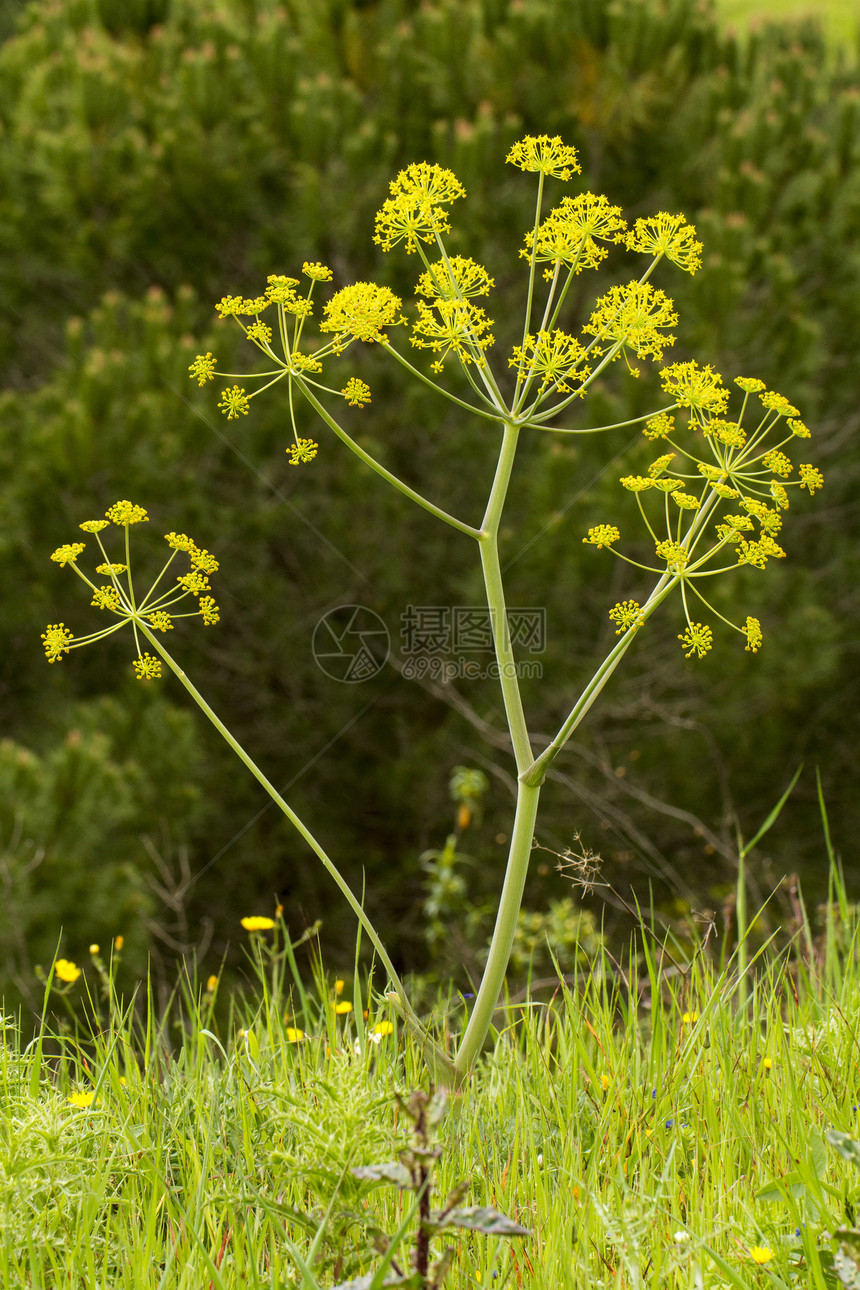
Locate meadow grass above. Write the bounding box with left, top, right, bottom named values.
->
left=4, top=872, right=860, bottom=1289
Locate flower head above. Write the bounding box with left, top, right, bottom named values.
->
left=51, top=543, right=86, bottom=566
left=54, top=958, right=81, bottom=984
left=218, top=385, right=250, bottom=419
left=749, top=1247, right=774, bottom=1265
left=375, top=167, right=463, bottom=252
left=609, top=601, right=644, bottom=635
left=584, top=283, right=678, bottom=362
left=302, top=261, right=333, bottom=282
left=660, top=361, right=729, bottom=417
left=106, top=500, right=148, bottom=526
left=626, top=213, right=703, bottom=274
left=133, top=653, right=162, bottom=680
left=41, top=624, right=74, bottom=663
left=241, top=916, right=275, bottom=932
left=522, top=193, right=626, bottom=277
left=67, top=1091, right=99, bottom=1108
left=509, top=329, right=590, bottom=392
left=285, top=1027, right=304, bottom=1042
left=342, top=377, right=371, bottom=408
left=506, top=135, right=581, bottom=180
left=410, top=299, right=494, bottom=371
left=287, top=437, right=319, bottom=465
left=321, top=283, right=404, bottom=344
left=678, top=623, right=713, bottom=659
left=189, top=352, right=217, bottom=385
left=415, top=256, right=493, bottom=301
left=583, top=524, right=621, bottom=549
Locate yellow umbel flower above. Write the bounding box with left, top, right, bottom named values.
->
left=198, top=597, right=220, bottom=625
left=410, top=299, right=495, bottom=370
left=584, top=283, right=678, bottom=362
left=788, top=417, right=811, bottom=438
left=375, top=193, right=453, bottom=253
left=415, top=256, right=493, bottom=300
left=625, top=213, right=703, bottom=275
left=189, top=352, right=217, bottom=385
left=41, top=624, right=74, bottom=662
left=643, top=412, right=675, bottom=440
left=744, top=617, right=763, bottom=653
left=799, top=464, right=824, bottom=494
left=583, top=525, right=621, bottom=549
left=342, top=378, right=371, bottom=407
left=678, top=623, right=713, bottom=659
left=762, top=449, right=792, bottom=478
left=50, top=543, right=86, bottom=566
left=95, top=563, right=127, bottom=575
left=655, top=540, right=689, bottom=572
left=389, top=161, right=465, bottom=206
left=509, top=329, right=590, bottom=391
left=761, top=389, right=800, bottom=417
left=321, top=283, right=404, bottom=344
left=146, top=611, right=174, bottom=632
left=106, top=500, right=149, bottom=526
left=609, top=601, right=644, bottom=634
left=506, top=135, right=581, bottom=180
left=79, top=520, right=109, bottom=533
left=302, top=261, right=333, bottom=282
left=287, top=437, right=319, bottom=465
left=735, top=376, right=765, bottom=393
left=91, top=587, right=122, bottom=611
left=246, top=321, right=272, bottom=345
left=218, top=385, right=250, bottom=419
left=133, top=653, right=162, bottom=681
left=660, top=361, right=729, bottom=416
left=522, top=193, right=627, bottom=277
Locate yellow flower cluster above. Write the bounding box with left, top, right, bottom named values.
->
left=410, top=299, right=495, bottom=371
left=415, top=256, right=493, bottom=301
left=584, top=283, right=678, bottom=363
left=506, top=135, right=581, bottom=180
left=522, top=193, right=627, bottom=278
left=509, top=329, right=590, bottom=392
left=374, top=163, right=465, bottom=253
left=43, top=504, right=222, bottom=679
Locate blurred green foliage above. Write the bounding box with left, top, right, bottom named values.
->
left=0, top=0, right=857, bottom=1011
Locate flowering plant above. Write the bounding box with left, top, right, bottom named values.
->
left=44, top=137, right=821, bottom=1082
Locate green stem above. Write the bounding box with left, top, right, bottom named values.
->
left=479, top=422, right=533, bottom=774
left=452, top=778, right=541, bottom=1077
left=135, top=621, right=433, bottom=1046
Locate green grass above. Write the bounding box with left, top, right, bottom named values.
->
left=6, top=880, right=860, bottom=1288
left=714, top=0, right=860, bottom=47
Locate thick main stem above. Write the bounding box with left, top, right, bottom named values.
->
left=452, top=778, right=541, bottom=1077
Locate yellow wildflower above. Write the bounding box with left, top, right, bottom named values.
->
left=54, top=959, right=81, bottom=984
left=241, top=916, right=275, bottom=931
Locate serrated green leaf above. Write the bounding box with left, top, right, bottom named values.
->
left=828, top=1131, right=860, bottom=1169
left=351, top=1163, right=413, bottom=1189
left=431, top=1206, right=530, bottom=1236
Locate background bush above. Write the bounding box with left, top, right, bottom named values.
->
left=1, top=0, right=857, bottom=1014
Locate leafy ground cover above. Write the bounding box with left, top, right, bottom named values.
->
left=6, top=860, right=860, bottom=1288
